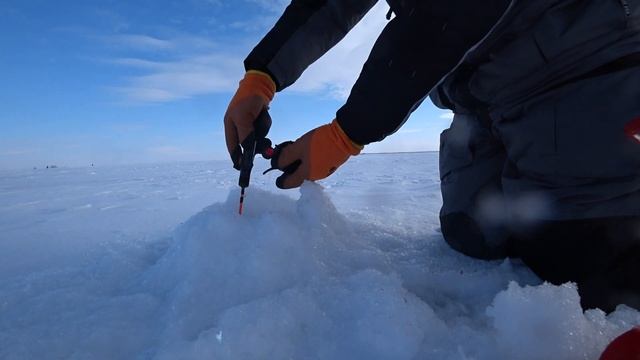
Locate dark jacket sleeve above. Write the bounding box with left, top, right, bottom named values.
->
left=336, top=0, right=509, bottom=145
left=244, top=0, right=379, bottom=91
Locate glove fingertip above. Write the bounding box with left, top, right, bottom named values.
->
left=271, top=141, right=295, bottom=170
left=275, top=172, right=304, bottom=190
left=275, top=174, right=288, bottom=189
left=231, top=146, right=242, bottom=170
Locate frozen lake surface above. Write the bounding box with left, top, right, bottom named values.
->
left=0, top=153, right=637, bottom=359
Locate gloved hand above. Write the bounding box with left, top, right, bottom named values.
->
left=224, top=71, right=276, bottom=169
left=273, top=120, right=363, bottom=189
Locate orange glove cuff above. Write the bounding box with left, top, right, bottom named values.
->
left=307, top=120, right=362, bottom=180
left=235, top=71, right=276, bottom=104
left=330, top=120, right=363, bottom=156
left=332, top=120, right=363, bottom=154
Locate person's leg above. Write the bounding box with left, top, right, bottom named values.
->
left=496, top=63, right=640, bottom=312
left=439, top=113, right=511, bottom=260
left=512, top=216, right=640, bottom=312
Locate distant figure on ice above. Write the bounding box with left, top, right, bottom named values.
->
left=223, top=0, right=640, bottom=313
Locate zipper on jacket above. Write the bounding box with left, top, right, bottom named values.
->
left=620, top=0, right=631, bottom=17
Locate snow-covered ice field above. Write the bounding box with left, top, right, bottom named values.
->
left=0, top=152, right=638, bottom=359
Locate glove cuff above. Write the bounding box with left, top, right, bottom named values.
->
left=330, top=120, right=363, bottom=156
left=241, top=71, right=276, bottom=103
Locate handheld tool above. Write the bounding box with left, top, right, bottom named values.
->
left=238, top=109, right=275, bottom=215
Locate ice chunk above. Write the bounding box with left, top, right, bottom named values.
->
left=157, top=270, right=447, bottom=360
left=487, top=282, right=635, bottom=360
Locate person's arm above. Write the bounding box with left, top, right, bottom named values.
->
left=337, top=0, right=509, bottom=145
left=244, top=0, right=379, bottom=91
left=270, top=0, right=510, bottom=189
left=224, top=0, right=378, bottom=168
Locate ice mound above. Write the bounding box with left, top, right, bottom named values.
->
left=144, top=184, right=637, bottom=359
left=1, top=183, right=638, bottom=359
left=144, top=184, right=389, bottom=344
left=488, top=282, right=640, bottom=360
left=148, top=184, right=460, bottom=359
left=156, top=270, right=448, bottom=360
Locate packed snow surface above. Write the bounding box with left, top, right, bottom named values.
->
left=0, top=153, right=638, bottom=359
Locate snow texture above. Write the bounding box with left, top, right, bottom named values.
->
left=0, top=153, right=638, bottom=359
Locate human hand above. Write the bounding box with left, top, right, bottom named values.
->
left=271, top=120, right=362, bottom=189
left=224, top=71, right=276, bottom=169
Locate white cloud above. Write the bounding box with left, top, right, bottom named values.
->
left=107, top=2, right=390, bottom=103
left=100, top=32, right=235, bottom=102
left=289, top=1, right=389, bottom=99
left=103, top=33, right=216, bottom=53
left=439, top=112, right=455, bottom=120
left=109, top=34, right=174, bottom=50
left=110, top=58, right=163, bottom=69
left=111, top=53, right=244, bottom=102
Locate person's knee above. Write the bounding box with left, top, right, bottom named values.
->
left=440, top=211, right=510, bottom=260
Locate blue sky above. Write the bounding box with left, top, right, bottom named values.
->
left=0, top=0, right=453, bottom=170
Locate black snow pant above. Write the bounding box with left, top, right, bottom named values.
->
left=441, top=166, right=640, bottom=313
left=512, top=216, right=640, bottom=313
left=439, top=60, right=640, bottom=313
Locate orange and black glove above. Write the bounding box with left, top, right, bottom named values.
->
left=272, top=120, right=363, bottom=189
left=224, top=71, right=276, bottom=169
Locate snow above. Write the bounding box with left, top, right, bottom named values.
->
left=0, top=153, right=638, bottom=359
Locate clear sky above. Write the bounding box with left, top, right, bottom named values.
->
left=0, top=0, right=453, bottom=170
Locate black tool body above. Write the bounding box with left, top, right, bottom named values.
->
left=238, top=109, right=274, bottom=214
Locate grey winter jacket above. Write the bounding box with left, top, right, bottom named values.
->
left=434, top=0, right=640, bottom=222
